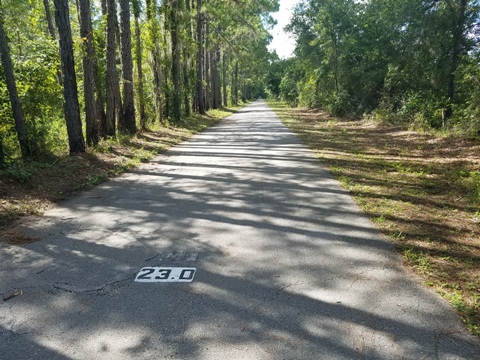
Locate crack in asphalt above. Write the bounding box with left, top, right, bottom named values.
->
left=52, top=276, right=134, bottom=296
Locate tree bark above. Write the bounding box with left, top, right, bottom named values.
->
left=171, top=0, right=181, bottom=123
left=113, top=0, right=124, bottom=132
left=195, top=0, right=205, bottom=114
left=214, top=47, right=221, bottom=108
left=183, top=0, right=192, bottom=116
left=445, top=0, right=467, bottom=120
left=222, top=51, right=227, bottom=107
left=183, top=61, right=190, bottom=116
left=211, top=50, right=217, bottom=108
left=96, top=2, right=108, bottom=138
left=119, top=0, right=136, bottom=134
left=54, top=0, right=85, bottom=153
left=43, top=0, right=56, bottom=39
left=44, top=0, right=63, bottom=85
left=162, top=20, right=170, bottom=120
left=77, top=0, right=99, bottom=146
left=132, top=0, right=146, bottom=129
left=0, top=3, right=31, bottom=158
left=105, top=0, right=119, bottom=136
left=146, top=0, right=163, bottom=123
left=234, top=58, right=238, bottom=105
left=204, top=21, right=210, bottom=110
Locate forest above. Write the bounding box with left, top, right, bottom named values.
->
left=2, top=0, right=480, bottom=166
left=267, top=0, right=480, bottom=136
left=0, top=0, right=278, bottom=163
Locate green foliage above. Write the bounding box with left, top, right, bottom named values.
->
left=0, top=0, right=278, bottom=164
left=0, top=0, right=66, bottom=160
left=282, top=0, right=480, bottom=132
left=0, top=161, right=33, bottom=183
left=327, top=90, right=353, bottom=117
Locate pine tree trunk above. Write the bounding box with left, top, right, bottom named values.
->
left=195, top=0, right=205, bottom=114
left=146, top=0, right=163, bottom=124
left=445, top=0, right=467, bottom=120
left=78, top=0, right=99, bottom=146
left=43, top=0, right=63, bottom=85
left=133, top=0, right=146, bottom=129
left=234, top=59, right=238, bottom=105
left=119, top=0, right=136, bottom=134
left=183, top=61, right=190, bottom=116
left=95, top=3, right=107, bottom=138
left=170, top=0, right=181, bottom=123
left=54, top=0, right=85, bottom=153
left=183, top=0, right=191, bottom=116
left=0, top=4, right=31, bottom=158
left=211, top=50, right=217, bottom=109
left=105, top=0, right=118, bottom=136
left=214, top=47, right=221, bottom=108
left=113, top=1, right=124, bottom=131
left=43, top=0, right=56, bottom=38
left=204, top=21, right=210, bottom=111
left=222, top=51, right=227, bottom=107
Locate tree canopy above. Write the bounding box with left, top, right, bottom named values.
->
left=2, top=0, right=480, bottom=164
left=0, top=0, right=278, bottom=161
left=271, top=0, right=480, bottom=135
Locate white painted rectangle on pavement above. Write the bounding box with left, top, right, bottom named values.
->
left=135, top=267, right=196, bottom=283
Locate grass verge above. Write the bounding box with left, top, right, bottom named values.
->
left=0, top=106, right=241, bottom=232
left=267, top=100, right=480, bottom=337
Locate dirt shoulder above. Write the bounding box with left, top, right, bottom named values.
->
left=268, top=100, right=480, bottom=337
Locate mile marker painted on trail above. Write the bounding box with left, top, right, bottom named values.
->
left=135, top=267, right=196, bottom=283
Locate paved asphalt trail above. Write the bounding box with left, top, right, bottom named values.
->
left=1, top=100, right=479, bottom=359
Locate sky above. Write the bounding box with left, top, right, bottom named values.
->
left=268, top=0, right=301, bottom=59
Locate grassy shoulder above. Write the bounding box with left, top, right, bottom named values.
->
left=0, top=106, right=242, bottom=233
left=267, top=100, right=480, bottom=337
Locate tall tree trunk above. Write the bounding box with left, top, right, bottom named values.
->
left=234, top=58, right=238, bottom=105
left=214, top=47, right=221, bottom=108
left=113, top=1, right=124, bottom=132
left=119, top=0, right=136, bottom=134
left=132, top=0, right=146, bottom=129
left=96, top=2, right=108, bottom=138
left=170, top=0, right=181, bottom=123
left=43, top=0, right=63, bottom=85
left=445, top=0, right=467, bottom=120
left=195, top=0, right=205, bottom=114
left=211, top=50, right=217, bottom=109
left=54, top=0, right=85, bottom=153
left=105, top=0, right=119, bottom=136
left=162, top=22, right=170, bottom=120
left=43, top=0, right=56, bottom=38
left=183, top=62, right=190, bottom=116
left=183, top=0, right=192, bottom=116
left=204, top=21, right=210, bottom=110
left=77, top=0, right=99, bottom=146
left=222, top=51, right=227, bottom=107
left=0, top=3, right=30, bottom=158
left=146, top=0, right=163, bottom=124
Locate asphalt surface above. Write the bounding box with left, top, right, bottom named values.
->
left=1, top=100, right=479, bottom=359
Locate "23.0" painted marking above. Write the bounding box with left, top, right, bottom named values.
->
left=135, top=267, right=196, bottom=283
